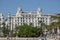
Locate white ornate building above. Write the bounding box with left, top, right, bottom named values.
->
left=7, top=7, right=51, bottom=30
left=0, top=7, right=60, bottom=36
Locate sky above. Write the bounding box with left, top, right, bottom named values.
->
left=0, top=0, right=60, bottom=17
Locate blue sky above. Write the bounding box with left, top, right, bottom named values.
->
left=0, top=0, right=60, bottom=17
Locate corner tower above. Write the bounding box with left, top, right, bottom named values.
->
left=16, top=7, right=22, bottom=16
left=37, top=8, right=42, bottom=17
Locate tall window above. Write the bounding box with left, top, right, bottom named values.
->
left=21, top=17, right=22, bottom=22
left=29, top=15, right=31, bottom=17
left=26, top=15, right=27, bottom=17
left=17, top=17, right=19, bottom=23
left=0, top=18, right=1, bottom=21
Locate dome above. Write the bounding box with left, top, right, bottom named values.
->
left=18, top=7, right=22, bottom=11
left=16, top=7, right=22, bottom=16
left=37, top=8, right=42, bottom=12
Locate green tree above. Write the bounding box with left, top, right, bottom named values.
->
left=14, top=24, right=42, bottom=37
left=2, top=22, right=10, bottom=37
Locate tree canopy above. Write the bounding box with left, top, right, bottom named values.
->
left=14, top=24, right=42, bottom=37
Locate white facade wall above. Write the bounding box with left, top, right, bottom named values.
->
left=7, top=8, right=51, bottom=30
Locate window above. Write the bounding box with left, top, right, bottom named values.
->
left=32, top=15, right=34, bottom=17
left=29, top=18, right=30, bottom=22
left=41, top=18, right=42, bottom=20
left=26, top=18, right=27, bottom=19
left=46, top=18, right=47, bottom=20
left=29, top=15, right=31, bottom=17
left=38, top=18, right=39, bottom=20
left=23, top=17, right=24, bottom=19
left=21, top=23, right=22, bottom=25
left=21, top=17, right=22, bottom=19
left=18, top=23, right=19, bottom=25
left=23, top=20, right=25, bottom=22
left=18, top=17, right=19, bottom=19
left=21, top=20, right=22, bottom=22
left=0, top=18, right=1, bottom=21
left=42, top=18, right=44, bottom=22
left=26, top=15, right=27, bottom=17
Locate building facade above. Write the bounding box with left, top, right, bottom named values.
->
left=0, top=7, right=60, bottom=36
left=7, top=7, right=51, bottom=30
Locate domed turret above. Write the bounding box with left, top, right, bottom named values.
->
left=38, top=8, right=42, bottom=12
left=18, top=7, right=22, bottom=12
left=16, top=7, right=22, bottom=16
left=37, top=8, right=42, bottom=17
left=37, top=8, right=42, bottom=14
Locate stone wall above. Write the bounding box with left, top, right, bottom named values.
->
left=0, top=36, right=60, bottom=40
left=0, top=37, right=39, bottom=40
